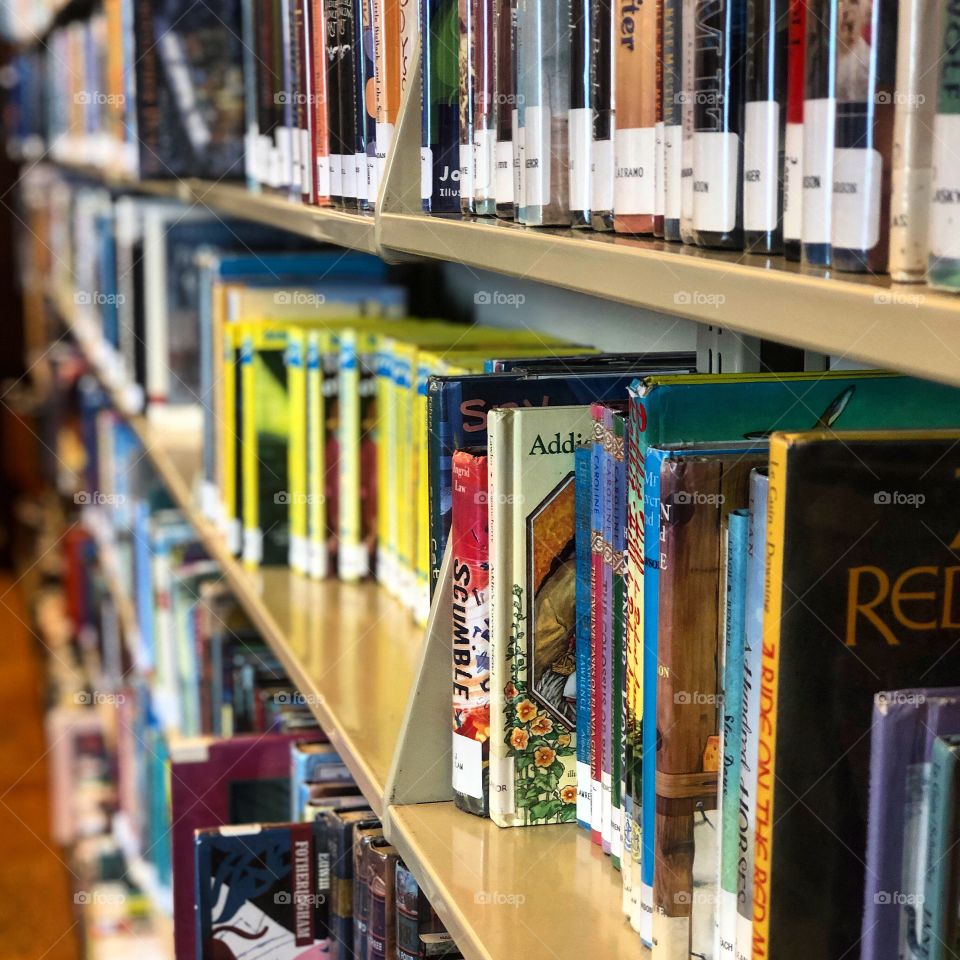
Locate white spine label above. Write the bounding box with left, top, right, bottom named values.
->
left=495, top=139, right=514, bottom=206
left=782, top=121, right=803, bottom=241
left=802, top=97, right=836, bottom=244
left=743, top=100, right=780, bottom=231
left=355, top=153, right=367, bottom=203
left=655, top=120, right=666, bottom=216
left=460, top=141, right=475, bottom=201
left=614, top=126, right=656, bottom=214
left=665, top=123, right=682, bottom=221
left=592, top=137, right=614, bottom=212
left=340, top=153, right=357, bottom=200
left=930, top=113, right=960, bottom=260
left=569, top=106, right=593, bottom=212
left=376, top=122, right=394, bottom=178
left=693, top=130, right=740, bottom=233
left=576, top=759, right=592, bottom=824
left=452, top=732, right=484, bottom=799
left=523, top=105, right=551, bottom=207
left=367, top=155, right=380, bottom=205
left=474, top=127, right=495, bottom=199
left=421, top=146, right=432, bottom=201
left=832, top=147, right=882, bottom=250
left=329, top=154, right=342, bottom=196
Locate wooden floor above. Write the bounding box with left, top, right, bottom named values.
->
left=0, top=574, right=80, bottom=960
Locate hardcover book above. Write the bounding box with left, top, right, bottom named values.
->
left=752, top=429, right=960, bottom=960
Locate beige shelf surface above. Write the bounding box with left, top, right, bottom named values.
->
left=386, top=802, right=645, bottom=960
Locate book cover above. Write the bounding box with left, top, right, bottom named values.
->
left=590, top=405, right=608, bottom=845
left=752, top=429, right=960, bottom=960
left=171, top=733, right=310, bottom=960
left=195, top=821, right=328, bottom=959
left=488, top=405, right=588, bottom=827
left=451, top=449, right=492, bottom=817
left=887, top=0, right=939, bottom=281
left=860, top=689, right=960, bottom=959
left=832, top=0, right=897, bottom=272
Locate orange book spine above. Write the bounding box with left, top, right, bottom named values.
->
left=374, top=0, right=402, bottom=171
left=312, top=0, right=333, bottom=204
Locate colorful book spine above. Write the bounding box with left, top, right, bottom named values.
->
left=516, top=0, right=573, bottom=225
left=287, top=331, right=309, bottom=574
left=734, top=468, right=767, bottom=960
left=655, top=1, right=666, bottom=237
left=570, top=0, right=593, bottom=226
left=782, top=0, right=805, bottom=259
left=801, top=0, right=837, bottom=265
left=744, top=0, right=788, bottom=254
left=326, top=0, right=344, bottom=202
left=358, top=0, right=379, bottom=210
left=680, top=0, right=697, bottom=241
left=494, top=0, right=515, bottom=216
left=575, top=443, right=593, bottom=830
left=926, top=0, right=960, bottom=290
left=396, top=861, right=447, bottom=960
left=451, top=450, right=491, bottom=817
left=614, top=0, right=657, bottom=233
left=374, top=0, right=401, bottom=179
left=831, top=0, right=897, bottom=272
left=662, top=0, right=683, bottom=240
left=610, top=411, right=628, bottom=870
left=591, top=0, right=615, bottom=229
left=421, top=0, right=462, bottom=214
left=715, top=509, right=749, bottom=960
left=306, top=332, right=328, bottom=578
left=312, top=0, right=333, bottom=202
left=692, top=0, right=746, bottom=248
left=600, top=405, right=616, bottom=856
left=887, top=0, right=939, bottom=280
left=590, top=405, right=608, bottom=845
left=459, top=0, right=477, bottom=212
left=366, top=839, right=399, bottom=960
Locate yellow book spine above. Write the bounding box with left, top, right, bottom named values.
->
left=395, top=345, right=416, bottom=605
left=306, top=332, right=328, bottom=579
left=222, top=324, right=240, bottom=554
left=751, top=435, right=789, bottom=960
left=240, top=333, right=259, bottom=569
left=377, top=344, right=397, bottom=587
left=338, top=330, right=366, bottom=581
left=287, top=331, right=308, bottom=574
left=413, top=360, right=432, bottom=625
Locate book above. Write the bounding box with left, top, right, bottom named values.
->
left=652, top=450, right=762, bottom=960
left=451, top=449, right=491, bottom=817
left=831, top=0, right=897, bottom=272
left=752, top=428, right=960, bottom=960
left=859, top=689, right=960, bottom=959
left=782, top=0, right=805, bottom=259
left=353, top=823, right=386, bottom=957
left=744, top=0, right=788, bottom=254
left=574, top=443, right=593, bottom=830
left=421, top=0, right=462, bottom=214
left=801, top=0, right=838, bottom=265
left=692, top=0, right=745, bottom=248
left=170, top=733, right=310, bottom=960
left=613, top=0, right=657, bottom=233
left=195, top=821, right=329, bottom=959
left=926, top=0, right=960, bottom=290
left=290, top=741, right=345, bottom=819
left=662, top=0, right=682, bottom=240
left=358, top=0, right=379, bottom=210
left=590, top=409, right=607, bottom=845
left=569, top=0, right=593, bottom=226
left=494, top=0, right=515, bottom=217
left=488, top=404, right=588, bottom=827
left=735, top=468, right=767, bottom=960
left=396, top=861, right=447, bottom=960
left=679, top=0, right=697, bottom=241
left=459, top=0, right=496, bottom=215
left=921, top=733, right=960, bottom=959
left=515, top=0, right=572, bottom=226
left=364, top=838, right=400, bottom=959
left=715, top=508, right=749, bottom=960
left=886, top=0, right=939, bottom=280
left=373, top=0, right=401, bottom=181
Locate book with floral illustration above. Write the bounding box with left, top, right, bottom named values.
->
left=488, top=404, right=592, bottom=827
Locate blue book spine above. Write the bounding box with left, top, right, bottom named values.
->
left=717, top=508, right=749, bottom=960
left=640, top=447, right=667, bottom=944
left=734, top=468, right=768, bottom=960
left=574, top=443, right=593, bottom=830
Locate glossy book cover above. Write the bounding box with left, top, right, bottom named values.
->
left=753, top=429, right=960, bottom=960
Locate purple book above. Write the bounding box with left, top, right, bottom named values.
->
left=861, top=688, right=960, bottom=959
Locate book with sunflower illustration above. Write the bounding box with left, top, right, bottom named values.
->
left=488, top=404, right=593, bottom=828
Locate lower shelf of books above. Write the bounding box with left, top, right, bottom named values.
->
left=386, top=802, right=645, bottom=960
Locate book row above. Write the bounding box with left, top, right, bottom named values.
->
left=44, top=365, right=463, bottom=960
left=444, top=369, right=960, bottom=960
left=7, top=0, right=960, bottom=286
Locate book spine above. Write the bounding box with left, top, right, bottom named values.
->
left=591, top=0, right=615, bottom=229
left=887, top=0, right=939, bottom=281
left=734, top=468, right=768, bottom=960
left=692, top=0, right=746, bottom=248
left=569, top=0, right=593, bottom=225
left=516, top=0, right=573, bottom=226
left=625, top=388, right=646, bottom=936
left=241, top=0, right=261, bottom=188
left=494, top=0, right=516, bottom=216
left=415, top=368, right=432, bottom=622
left=361, top=0, right=380, bottom=208
left=751, top=449, right=784, bottom=960
left=312, top=0, right=332, bottom=203
left=339, top=334, right=367, bottom=581
left=600, top=407, right=616, bottom=855
left=610, top=412, right=628, bottom=869
left=487, top=409, right=514, bottom=825
left=367, top=845, right=399, bottom=959
left=474, top=0, right=497, bottom=214
left=307, top=334, right=329, bottom=578
left=655, top=0, right=666, bottom=236
left=614, top=0, right=657, bottom=233
left=240, top=334, right=260, bottom=568
left=743, top=0, right=788, bottom=254
left=374, top=0, right=401, bottom=180
left=355, top=0, right=372, bottom=211
left=782, top=0, right=805, bottom=259
left=339, top=0, right=360, bottom=207
left=716, top=509, right=749, bottom=960
left=326, top=0, right=344, bottom=201
left=513, top=0, right=524, bottom=218
left=426, top=381, right=447, bottom=595
left=662, top=0, right=683, bottom=239
left=421, top=0, right=462, bottom=214
left=653, top=456, right=723, bottom=960
left=324, top=345, right=342, bottom=579
left=680, top=0, right=697, bottom=240
left=590, top=407, right=607, bottom=844
left=299, top=0, right=316, bottom=201
left=459, top=0, right=478, bottom=212
left=288, top=334, right=309, bottom=574
left=451, top=450, right=491, bottom=817
left=801, top=0, right=837, bottom=265
left=575, top=444, right=594, bottom=830
left=925, top=0, right=960, bottom=290
left=831, top=0, right=897, bottom=272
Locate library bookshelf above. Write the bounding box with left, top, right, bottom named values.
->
left=59, top=294, right=643, bottom=960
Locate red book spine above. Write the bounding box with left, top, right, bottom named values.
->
left=451, top=450, right=491, bottom=817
